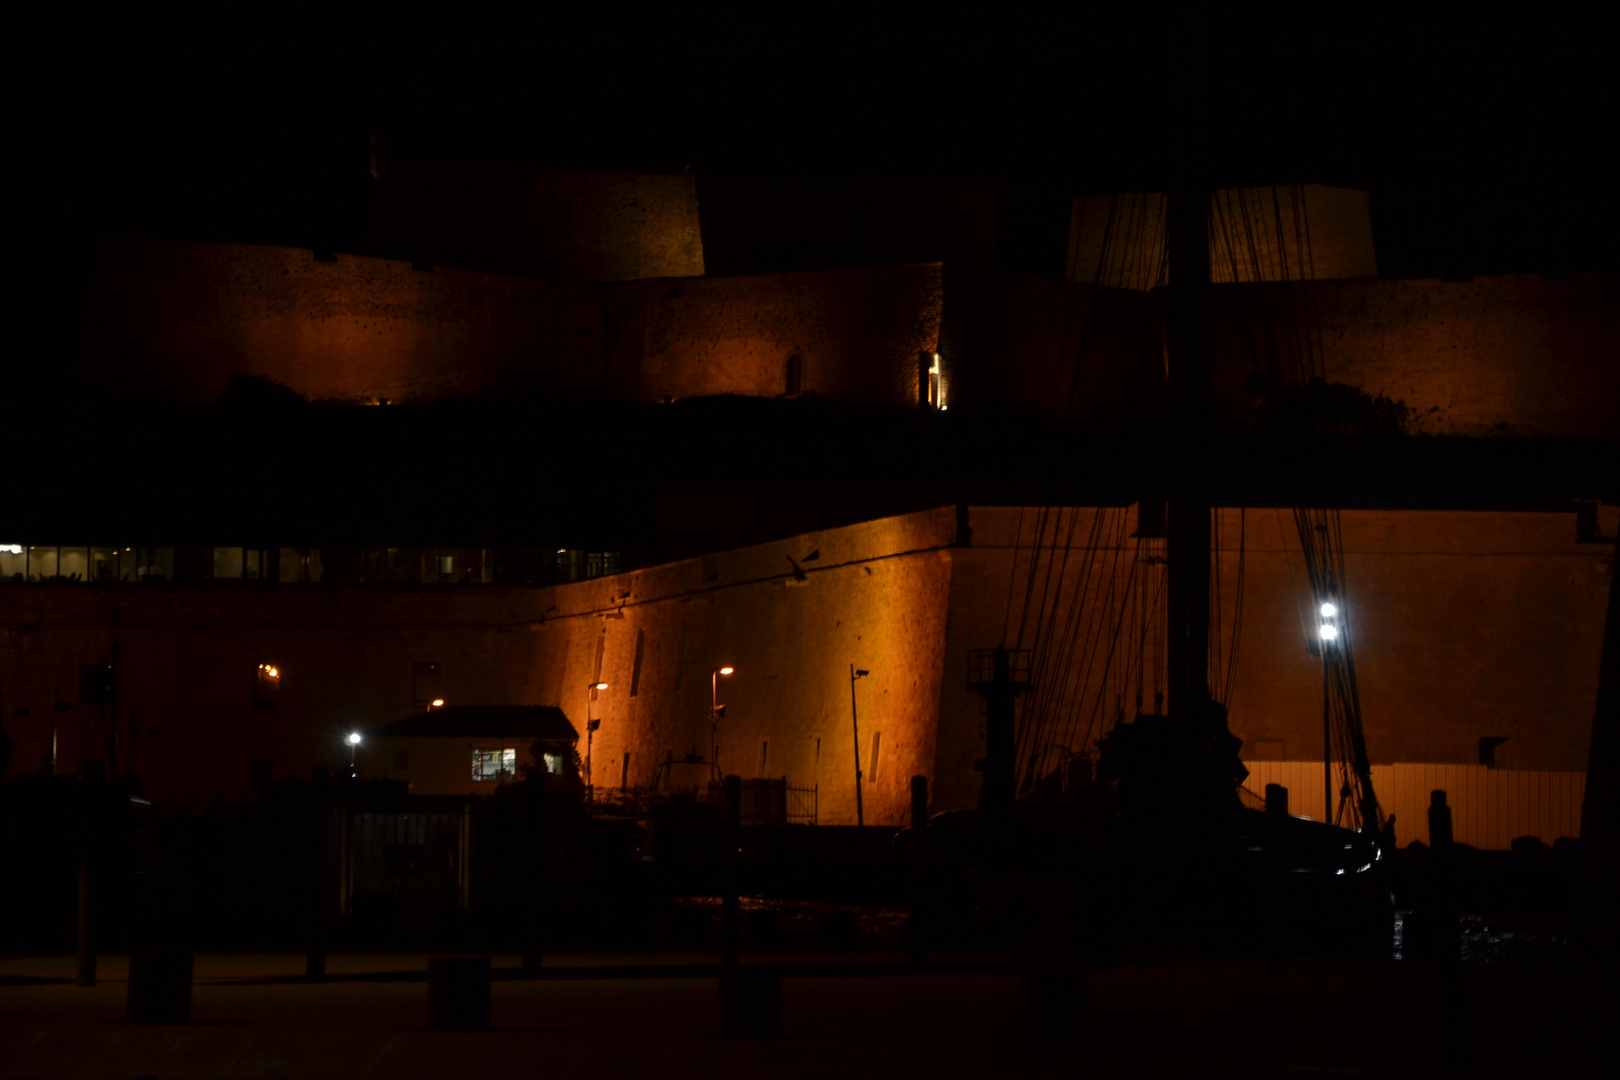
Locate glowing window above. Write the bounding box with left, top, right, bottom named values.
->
left=918, top=351, right=946, bottom=410
left=472, top=748, right=517, bottom=782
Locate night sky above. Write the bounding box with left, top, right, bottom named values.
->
left=7, top=4, right=1618, bottom=351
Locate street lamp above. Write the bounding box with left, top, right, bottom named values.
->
left=346, top=731, right=362, bottom=777
left=710, top=666, right=734, bottom=778
left=850, top=666, right=870, bottom=827
left=586, top=681, right=607, bottom=801
left=1317, top=596, right=1342, bottom=823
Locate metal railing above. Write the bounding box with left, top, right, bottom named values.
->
left=785, top=783, right=818, bottom=826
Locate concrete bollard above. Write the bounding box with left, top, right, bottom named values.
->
left=126, top=948, right=193, bottom=1023
left=1022, top=970, right=1086, bottom=1052
left=427, top=956, right=491, bottom=1031
left=720, top=965, right=782, bottom=1040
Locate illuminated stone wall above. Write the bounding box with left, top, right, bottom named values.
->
left=946, top=506, right=1610, bottom=794
left=0, top=509, right=957, bottom=822
left=0, top=505, right=1608, bottom=820
left=1299, top=274, right=1620, bottom=438
left=83, top=238, right=605, bottom=404
left=80, top=238, right=1620, bottom=436
left=82, top=238, right=943, bottom=409
left=525, top=508, right=956, bottom=826
left=608, top=264, right=944, bottom=406
left=1219, top=507, right=1611, bottom=771
left=0, top=583, right=545, bottom=810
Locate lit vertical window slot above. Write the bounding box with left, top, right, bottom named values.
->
left=918, top=350, right=946, bottom=411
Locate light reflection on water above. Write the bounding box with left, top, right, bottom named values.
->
left=1395, top=910, right=1568, bottom=964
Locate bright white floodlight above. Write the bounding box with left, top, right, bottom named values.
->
left=346, top=732, right=362, bottom=746
left=1319, top=623, right=1339, bottom=642
left=1320, top=601, right=1338, bottom=619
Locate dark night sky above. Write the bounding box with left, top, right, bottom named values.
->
left=8, top=4, right=1618, bottom=338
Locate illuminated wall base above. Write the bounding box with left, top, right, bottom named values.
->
left=1242, top=761, right=1586, bottom=849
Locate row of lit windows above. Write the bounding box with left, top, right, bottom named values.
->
left=469, top=748, right=565, bottom=783
left=0, top=546, right=632, bottom=585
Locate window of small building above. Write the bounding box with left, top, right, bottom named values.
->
left=472, top=748, right=517, bottom=782
left=542, top=752, right=565, bottom=775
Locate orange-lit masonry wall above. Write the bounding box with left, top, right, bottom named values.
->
left=0, top=505, right=1609, bottom=843
left=81, top=238, right=945, bottom=408
left=83, top=238, right=1620, bottom=437
left=1212, top=274, right=1620, bottom=438
left=79, top=237, right=1145, bottom=417
left=1244, top=761, right=1585, bottom=848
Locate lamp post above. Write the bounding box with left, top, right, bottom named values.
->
left=585, top=681, right=607, bottom=801
left=710, top=666, right=734, bottom=779
left=346, top=731, right=362, bottom=778
left=850, top=665, right=870, bottom=827
left=1318, top=599, right=1339, bottom=824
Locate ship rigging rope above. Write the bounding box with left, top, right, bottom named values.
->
left=1002, top=186, right=1373, bottom=821
left=1213, top=186, right=1380, bottom=832
left=1005, top=194, right=1181, bottom=793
